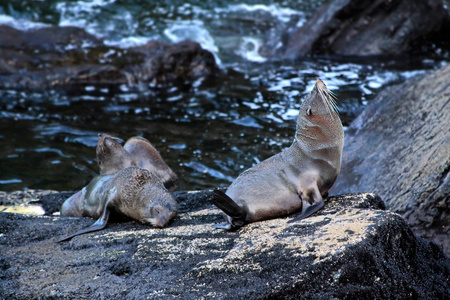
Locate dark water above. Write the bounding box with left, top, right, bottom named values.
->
left=0, top=0, right=448, bottom=192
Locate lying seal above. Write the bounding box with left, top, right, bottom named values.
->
left=210, top=78, right=344, bottom=229
left=124, top=136, right=179, bottom=191
left=58, top=133, right=178, bottom=242
left=58, top=167, right=178, bottom=242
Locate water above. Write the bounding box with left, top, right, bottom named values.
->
left=0, top=0, right=447, bottom=192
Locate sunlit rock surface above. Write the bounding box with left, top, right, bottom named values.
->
left=0, top=191, right=448, bottom=299
left=331, top=63, right=450, bottom=256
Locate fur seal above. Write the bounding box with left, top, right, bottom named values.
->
left=210, top=78, right=344, bottom=230
left=58, top=167, right=178, bottom=242
left=96, top=133, right=138, bottom=175
left=58, top=133, right=178, bottom=242
left=124, top=136, right=179, bottom=191
left=96, top=133, right=178, bottom=191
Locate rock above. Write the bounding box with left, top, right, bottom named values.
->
left=0, top=191, right=449, bottom=298
left=0, top=25, right=218, bottom=90
left=281, top=0, right=450, bottom=58
left=330, top=63, right=450, bottom=256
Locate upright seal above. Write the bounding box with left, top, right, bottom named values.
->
left=210, top=78, right=344, bottom=229
left=96, top=133, right=178, bottom=191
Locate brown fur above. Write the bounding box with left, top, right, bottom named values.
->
left=124, top=137, right=179, bottom=191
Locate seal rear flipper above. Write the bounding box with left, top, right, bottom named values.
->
left=56, top=209, right=110, bottom=243
left=287, top=188, right=324, bottom=224
left=210, top=190, right=246, bottom=229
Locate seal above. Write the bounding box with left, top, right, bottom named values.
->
left=124, top=136, right=179, bottom=191
left=210, top=78, right=344, bottom=229
left=58, top=133, right=178, bottom=242
left=96, top=133, right=178, bottom=190
left=96, top=133, right=138, bottom=175
left=58, top=167, right=178, bottom=242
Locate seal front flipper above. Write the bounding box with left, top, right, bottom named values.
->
left=288, top=186, right=324, bottom=224
left=56, top=209, right=110, bottom=243
left=210, top=190, right=246, bottom=230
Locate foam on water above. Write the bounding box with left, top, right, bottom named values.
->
left=235, top=37, right=267, bottom=63
left=164, top=20, right=221, bottom=65
left=0, top=14, right=49, bottom=30
left=216, top=3, right=304, bottom=23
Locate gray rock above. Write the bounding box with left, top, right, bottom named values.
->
left=0, top=191, right=449, bottom=299
left=0, top=25, right=218, bottom=90
left=281, top=0, right=450, bottom=58
left=330, top=63, right=450, bottom=256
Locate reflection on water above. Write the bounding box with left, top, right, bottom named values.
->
left=0, top=0, right=447, bottom=192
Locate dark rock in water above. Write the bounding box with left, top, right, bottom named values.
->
left=330, top=63, right=450, bottom=256
left=0, top=25, right=102, bottom=52
left=0, top=191, right=449, bottom=298
left=124, top=40, right=218, bottom=87
left=281, top=0, right=450, bottom=58
left=0, top=25, right=218, bottom=90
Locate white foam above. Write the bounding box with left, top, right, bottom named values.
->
left=104, top=36, right=156, bottom=48
left=217, top=4, right=304, bottom=23
left=164, top=20, right=221, bottom=65
left=235, top=37, right=267, bottom=63
left=0, top=14, right=49, bottom=30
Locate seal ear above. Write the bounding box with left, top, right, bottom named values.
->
left=306, top=108, right=312, bottom=116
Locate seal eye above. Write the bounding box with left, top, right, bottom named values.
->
left=306, top=108, right=312, bottom=116
left=151, top=207, right=161, bottom=215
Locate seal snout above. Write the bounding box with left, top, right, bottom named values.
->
left=145, top=205, right=177, bottom=228
left=315, top=78, right=327, bottom=92
left=97, top=133, right=107, bottom=147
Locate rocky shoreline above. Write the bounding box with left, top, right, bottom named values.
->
left=1, top=0, right=449, bottom=297
left=331, top=62, right=450, bottom=256
left=1, top=61, right=449, bottom=296
left=0, top=25, right=218, bottom=91
left=1, top=190, right=449, bottom=299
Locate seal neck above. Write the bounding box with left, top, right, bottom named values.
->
left=293, top=115, right=344, bottom=153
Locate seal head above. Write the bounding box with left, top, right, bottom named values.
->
left=96, top=133, right=138, bottom=175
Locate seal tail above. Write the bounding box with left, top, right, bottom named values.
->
left=210, top=190, right=246, bottom=229
left=56, top=209, right=110, bottom=243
